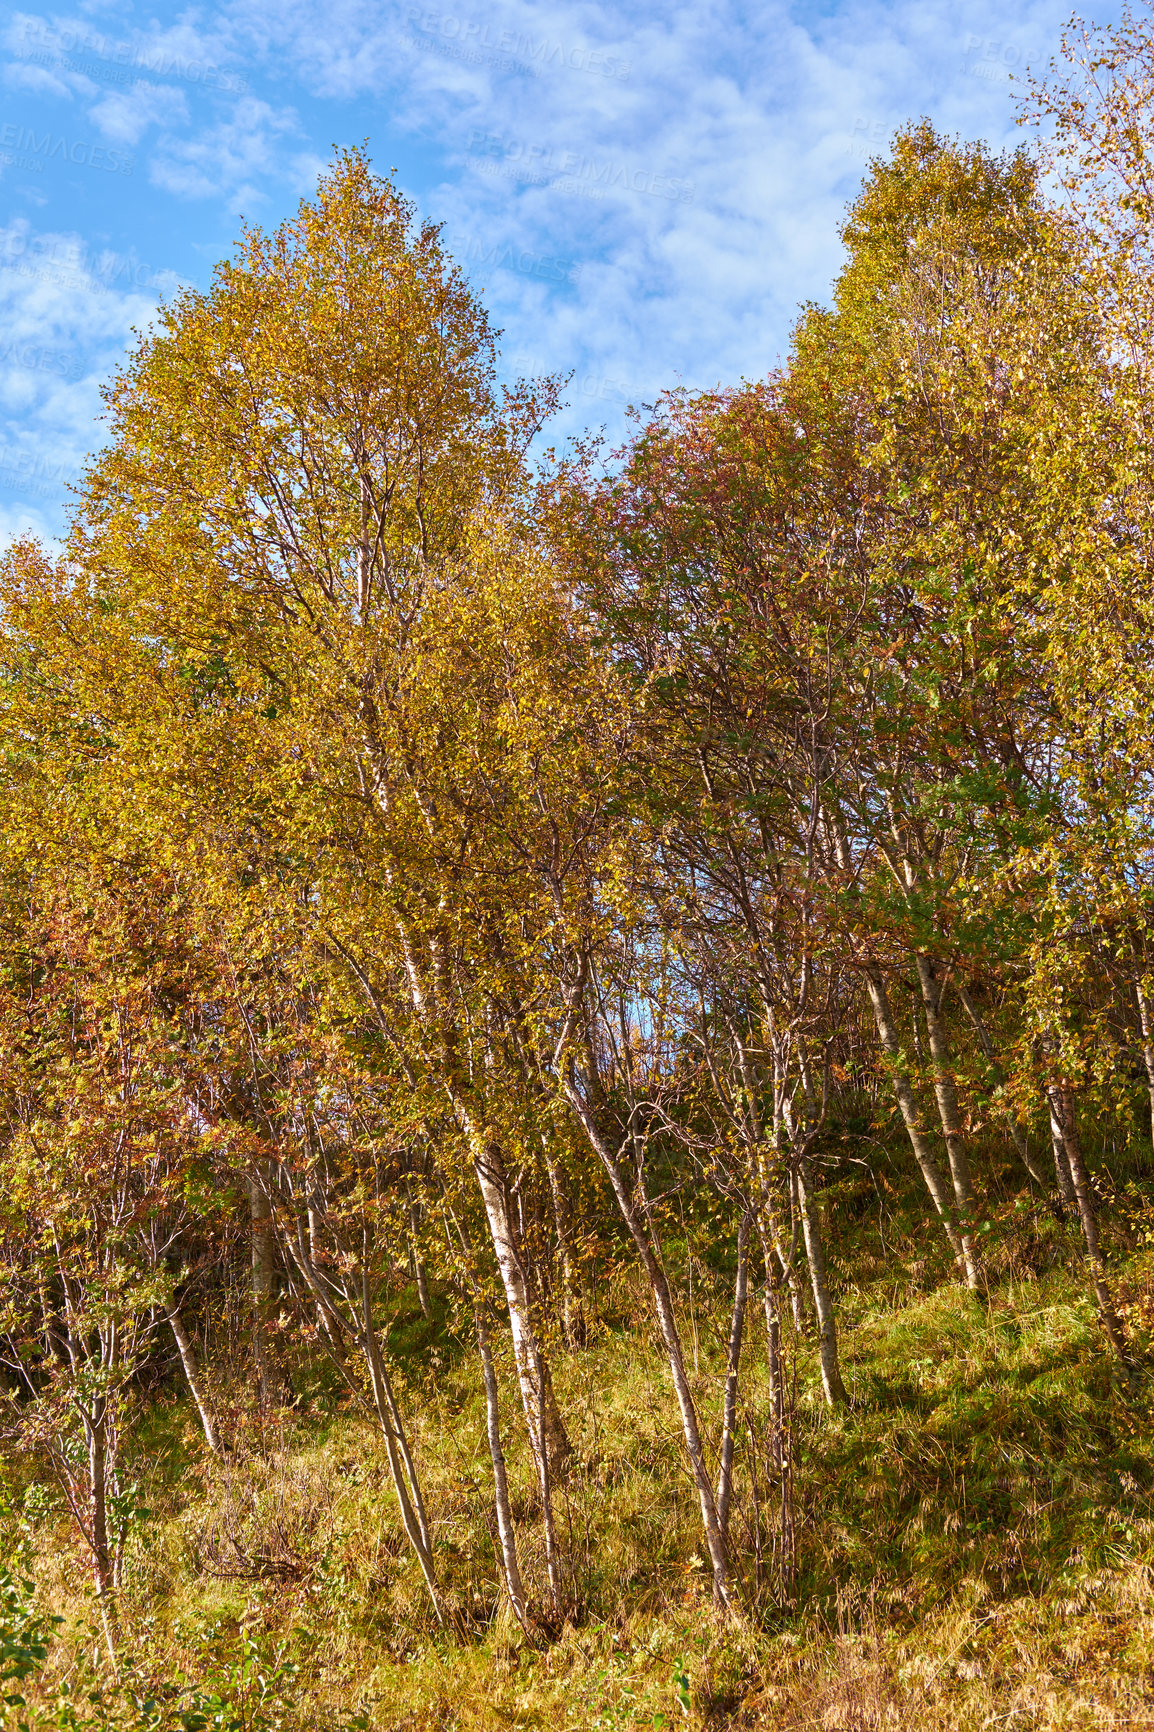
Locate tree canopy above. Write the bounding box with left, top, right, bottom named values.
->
left=6, top=32, right=1154, bottom=1722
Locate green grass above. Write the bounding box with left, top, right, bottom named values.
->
left=7, top=1144, right=1154, bottom=1728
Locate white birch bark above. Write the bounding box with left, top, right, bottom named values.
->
left=1048, top=1087, right=1131, bottom=1370
left=862, top=965, right=971, bottom=1281
left=1134, top=973, right=1154, bottom=1149
left=167, top=1304, right=220, bottom=1454
left=475, top=1304, right=533, bottom=1636
left=913, top=954, right=982, bottom=1290
left=794, top=1158, right=848, bottom=1406
left=561, top=1076, right=735, bottom=1611
left=466, top=1122, right=572, bottom=1480
left=716, top=1215, right=749, bottom=1544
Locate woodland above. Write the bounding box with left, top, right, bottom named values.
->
left=4, top=9, right=1154, bottom=1730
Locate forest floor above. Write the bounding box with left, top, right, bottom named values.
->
left=7, top=1144, right=1154, bottom=1729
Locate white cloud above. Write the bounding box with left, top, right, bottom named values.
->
left=209, top=0, right=1074, bottom=448
left=0, top=0, right=1120, bottom=543
left=0, top=497, right=57, bottom=545
left=3, top=10, right=250, bottom=96
left=149, top=95, right=302, bottom=205
left=2, top=58, right=73, bottom=98
left=0, top=219, right=172, bottom=544
left=87, top=80, right=189, bottom=145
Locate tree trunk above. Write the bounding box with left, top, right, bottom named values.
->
left=954, top=981, right=1050, bottom=1188
left=276, top=1210, right=447, bottom=1621
left=862, top=965, right=971, bottom=1282
left=754, top=1212, right=785, bottom=1481
left=359, top=1269, right=449, bottom=1624
left=88, top=1403, right=113, bottom=1594
left=468, top=1129, right=572, bottom=1479
left=534, top=1344, right=563, bottom=1618
left=167, top=1304, right=220, bottom=1453
left=37, top=1272, right=69, bottom=1367
left=407, top=1188, right=434, bottom=1321
left=784, top=1168, right=810, bottom=1330
left=308, top=1202, right=342, bottom=1350
left=912, top=954, right=982, bottom=1291
left=1048, top=1088, right=1131, bottom=1369
left=86, top=1398, right=119, bottom=1671
left=754, top=1223, right=795, bottom=1604
left=794, top=1156, right=847, bottom=1406
left=716, top=1215, right=749, bottom=1545
left=562, top=1077, right=735, bottom=1612
left=1134, top=974, right=1154, bottom=1150
left=411, top=1240, right=433, bottom=1322
left=250, top=1171, right=276, bottom=1404
left=475, top=1305, right=534, bottom=1636
left=415, top=1256, right=433, bottom=1321
left=543, top=1141, right=583, bottom=1348
left=1047, top=1088, right=1077, bottom=1210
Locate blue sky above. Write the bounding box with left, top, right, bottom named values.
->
left=0, top=0, right=1120, bottom=546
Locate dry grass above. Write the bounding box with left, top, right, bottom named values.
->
left=7, top=1156, right=1154, bottom=1728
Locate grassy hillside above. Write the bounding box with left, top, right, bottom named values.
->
left=5, top=1136, right=1154, bottom=1730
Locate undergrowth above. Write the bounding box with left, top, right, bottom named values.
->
left=5, top=1137, right=1154, bottom=1729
